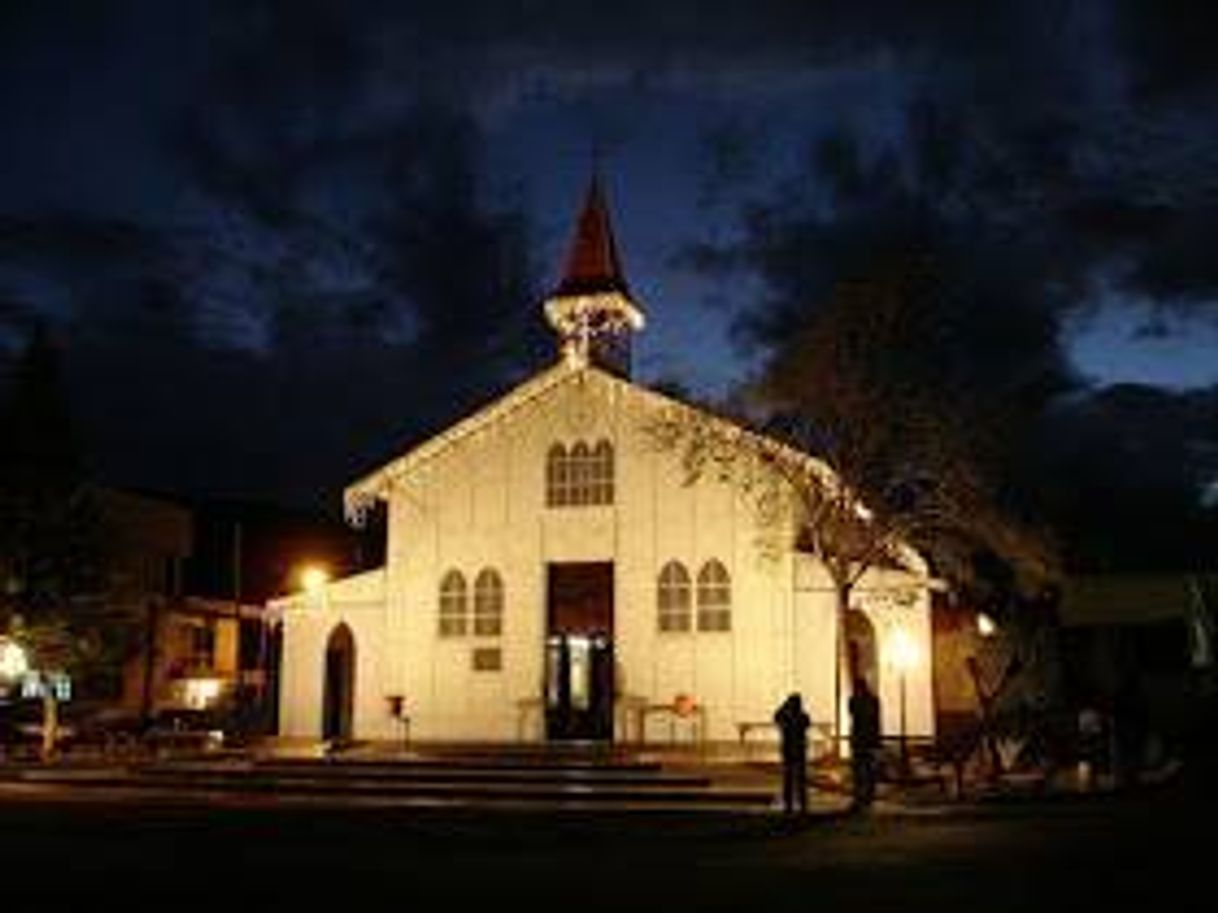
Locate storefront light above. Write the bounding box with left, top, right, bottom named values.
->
left=0, top=639, right=29, bottom=680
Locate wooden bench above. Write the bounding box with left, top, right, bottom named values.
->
left=736, top=720, right=777, bottom=744
left=639, top=701, right=707, bottom=745
left=737, top=720, right=834, bottom=758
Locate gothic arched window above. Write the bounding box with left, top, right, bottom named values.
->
left=657, top=561, right=692, bottom=633
left=438, top=570, right=468, bottom=637
left=545, top=439, right=614, bottom=507
left=570, top=442, right=591, bottom=506
left=474, top=568, right=504, bottom=637
left=591, top=439, right=614, bottom=504
left=696, top=560, right=732, bottom=632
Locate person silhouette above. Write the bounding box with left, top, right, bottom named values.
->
left=849, top=677, right=881, bottom=810
left=774, top=692, right=811, bottom=814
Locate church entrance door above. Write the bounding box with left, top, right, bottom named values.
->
left=545, top=562, right=614, bottom=741
left=322, top=623, right=356, bottom=742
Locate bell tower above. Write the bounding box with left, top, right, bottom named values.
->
left=543, top=175, right=644, bottom=377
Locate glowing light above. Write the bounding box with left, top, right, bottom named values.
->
left=886, top=627, right=920, bottom=672
left=184, top=677, right=223, bottom=709
left=977, top=612, right=997, bottom=637
left=300, top=565, right=330, bottom=594
left=0, top=639, right=29, bottom=680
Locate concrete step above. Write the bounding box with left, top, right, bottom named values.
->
left=326, top=740, right=644, bottom=761
left=140, top=762, right=709, bottom=788
left=12, top=769, right=775, bottom=807
left=259, top=755, right=663, bottom=774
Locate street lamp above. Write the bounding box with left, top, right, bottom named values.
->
left=300, top=565, right=331, bottom=595
left=886, top=627, right=920, bottom=781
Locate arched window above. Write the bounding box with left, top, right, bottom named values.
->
left=697, top=560, right=731, bottom=632
left=438, top=570, right=467, bottom=637
left=546, top=443, right=568, bottom=507
left=591, top=439, right=614, bottom=504
left=545, top=439, right=615, bottom=508
left=570, top=442, right=591, bottom=506
left=657, top=561, right=692, bottom=632
left=474, top=568, right=504, bottom=637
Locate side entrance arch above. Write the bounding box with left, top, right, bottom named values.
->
left=322, top=623, right=356, bottom=741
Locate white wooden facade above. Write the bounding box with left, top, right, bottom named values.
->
left=273, top=362, right=936, bottom=745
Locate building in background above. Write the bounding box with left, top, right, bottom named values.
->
left=82, top=489, right=362, bottom=730
left=1057, top=573, right=1215, bottom=747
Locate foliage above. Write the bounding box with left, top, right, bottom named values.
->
left=761, top=259, right=1059, bottom=597
left=650, top=259, right=1057, bottom=601
left=0, top=326, right=135, bottom=690
left=647, top=259, right=1061, bottom=744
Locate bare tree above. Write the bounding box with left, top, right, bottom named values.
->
left=648, top=263, right=1056, bottom=749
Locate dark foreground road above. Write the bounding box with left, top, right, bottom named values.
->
left=0, top=776, right=1211, bottom=911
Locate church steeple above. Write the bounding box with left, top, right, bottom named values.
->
left=544, top=175, right=644, bottom=377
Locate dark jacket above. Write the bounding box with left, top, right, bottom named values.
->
left=849, top=685, right=881, bottom=751
left=774, top=694, right=811, bottom=760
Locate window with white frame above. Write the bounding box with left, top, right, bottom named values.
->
left=696, top=560, right=732, bottom=632
left=657, top=561, right=692, bottom=632
left=473, top=568, right=504, bottom=636
left=438, top=569, right=468, bottom=637
left=545, top=439, right=614, bottom=507
left=591, top=440, right=614, bottom=504
left=569, top=441, right=591, bottom=505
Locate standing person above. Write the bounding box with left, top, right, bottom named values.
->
left=849, top=677, right=881, bottom=810
left=773, top=692, right=811, bottom=815
left=1077, top=702, right=1103, bottom=791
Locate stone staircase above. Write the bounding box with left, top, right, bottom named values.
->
left=7, top=744, right=781, bottom=812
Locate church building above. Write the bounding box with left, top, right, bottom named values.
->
left=272, top=179, right=936, bottom=747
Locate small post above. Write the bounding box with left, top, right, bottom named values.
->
left=41, top=691, right=58, bottom=763
left=387, top=694, right=407, bottom=750
left=887, top=626, right=919, bottom=784
left=899, top=669, right=909, bottom=781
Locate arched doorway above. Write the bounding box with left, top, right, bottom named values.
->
left=845, top=609, right=879, bottom=694
left=322, top=623, right=356, bottom=742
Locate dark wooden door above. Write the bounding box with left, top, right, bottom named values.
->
left=545, top=563, right=614, bottom=740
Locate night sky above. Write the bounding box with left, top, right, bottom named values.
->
left=1, top=1, right=1216, bottom=512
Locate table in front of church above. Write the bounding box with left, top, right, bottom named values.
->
left=635, top=702, right=707, bottom=746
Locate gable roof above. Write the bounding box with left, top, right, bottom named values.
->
left=342, top=361, right=828, bottom=521
left=340, top=361, right=929, bottom=578
left=344, top=361, right=578, bottom=520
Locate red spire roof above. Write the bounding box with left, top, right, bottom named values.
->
left=552, top=175, right=631, bottom=298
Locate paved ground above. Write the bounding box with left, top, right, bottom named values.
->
left=0, top=763, right=1212, bottom=911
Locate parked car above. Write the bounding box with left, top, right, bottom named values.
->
left=0, top=698, right=77, bottom=757
left=142, top=707, right=226, bottom=754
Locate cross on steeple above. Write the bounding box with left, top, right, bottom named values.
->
left=544, top=174, right=644, bottom=377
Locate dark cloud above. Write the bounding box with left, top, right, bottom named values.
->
left=1, top=2, right=549, bottom=507
left=1112, top=0, right=1218, bottom=99
left=1036, top=382, right=1218, bottom=570
left=683, top=0, right=1218, bottom=342
left=2, top=0, right=1217, bottom=518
